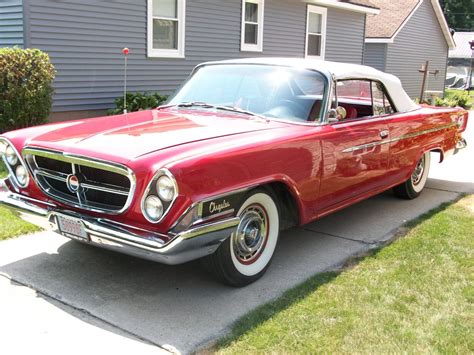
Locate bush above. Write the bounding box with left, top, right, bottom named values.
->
left=108, top=92, right=168, bottom=115
left=435, top=90, right=472, bottom=109
left=434, top=96, right=453, bottom=107
left=0, top=47, right=55, bottom=132
left=445, top=90, right=472, bottom=109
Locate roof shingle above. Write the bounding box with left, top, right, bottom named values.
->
left=365, top=0, right=420, bottom=39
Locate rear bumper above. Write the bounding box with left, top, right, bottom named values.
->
left=0, top=184, right=239, bottom=265
left=454, top=137, right=467, bottom=154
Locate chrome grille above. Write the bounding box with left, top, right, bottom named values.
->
left=23, top=148, right=136, bottom=214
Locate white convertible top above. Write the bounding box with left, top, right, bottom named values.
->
left=199, top=57, right=420, bottom=113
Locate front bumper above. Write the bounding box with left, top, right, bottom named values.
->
left=0, top=185, right=239, bottom=265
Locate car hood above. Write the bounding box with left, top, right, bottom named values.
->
left=24, top=109, right=284, bottom=162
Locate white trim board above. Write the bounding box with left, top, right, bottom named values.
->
left=240, top=0, right=265, bottom=52
left=147, top=0, right=186, bottom=58
left=430, top=0, right=455, bottom=49
left=305, top=4, right=327, bottom=60
left=305, top=0, right=380, bottom=15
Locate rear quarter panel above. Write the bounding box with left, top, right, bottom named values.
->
left=387, top=106, right=460, bottom=183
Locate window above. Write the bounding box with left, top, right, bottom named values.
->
left=334, top=80, right=395, bottom=119
left=372, top=82, right=395, bottom=116
left=241, top=0, right=264, bottom=52
left=306, top=5, right=327, bottom=59
left=147, top=0, right=185, bottom=58
left=168, top=64, right=327, bottom=122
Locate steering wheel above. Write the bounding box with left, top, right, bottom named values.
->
left=271, top=99, right=307, bottom=119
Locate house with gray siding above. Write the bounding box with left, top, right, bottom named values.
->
left=363, top=0, right=455, bottom=98
left=0, top=0, right=24, bottom=47
left=0, top=0, right=380, bottom=120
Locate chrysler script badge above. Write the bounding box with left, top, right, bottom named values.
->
left=67, top=174, right=80, bottom=193
left=209, top=199, right=231, bottom=214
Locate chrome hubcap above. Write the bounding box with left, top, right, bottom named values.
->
left=233, top=204, right=268, bottom=264
left=411, top=156, right=425, bottom=186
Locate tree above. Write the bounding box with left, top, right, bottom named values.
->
left=439, top=0, right=474, bottom=31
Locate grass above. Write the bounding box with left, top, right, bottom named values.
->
left=0, top=160, right=7, bottom=179
left=0, top=206, right=40, bottom=241
left=0, top=160, right=40, bottom=240
left=216, top=195, right=474, bottom=354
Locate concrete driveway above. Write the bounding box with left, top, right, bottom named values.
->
left=0, top=124, right=472, bottom=354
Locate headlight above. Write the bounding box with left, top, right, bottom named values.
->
left=141, top=169, right=178, bottom=223
left=157, top=175, right=175, bottom=202
left=144, top=195, right=163, bottom=222
left=5, top=145, right=18, bottom=166
left=15, top=165, right=28, bottom=186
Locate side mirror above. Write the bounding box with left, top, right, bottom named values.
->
left=328, top=106, right=347, bottom=123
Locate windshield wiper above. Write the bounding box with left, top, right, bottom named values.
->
left=215, top=105, right=269, bottom=122
left=157, top=101, right=216, bottom=110
left=157, top=102, right=268, bottom=122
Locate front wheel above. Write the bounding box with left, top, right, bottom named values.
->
left=205, top=189, right=280, bottom=287
left=393, top=152, right=431, bottom=199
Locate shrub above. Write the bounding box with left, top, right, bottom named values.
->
left=433, top=90, right=472, bottom=109
left=108, top=91, right=168, bottom=115
left=434, top=96, right=453, bottom=107
left=445, top=90, right=472, bottom=109
left=0, top=47, right=55, bottom=132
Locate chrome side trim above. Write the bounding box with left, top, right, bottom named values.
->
left=170, top=186, right=252, bottom=231
left=179, top=217, right=240, bottom=240
left=190, top=209, right=235, bottom=228
left=22, top=147, right=136, bottom=215
left=342, top=139, right=388, bottom=153
left=342, top=123, right=457, bottom=153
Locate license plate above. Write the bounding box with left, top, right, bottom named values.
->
left=57, top=215, right=88, bottom=241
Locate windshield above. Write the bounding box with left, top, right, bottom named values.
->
left=167, top=64, right=327, bottom=122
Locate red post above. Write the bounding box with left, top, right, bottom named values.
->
left=122, top=48, right=130, bottom=114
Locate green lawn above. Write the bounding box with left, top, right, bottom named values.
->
left=217, top=195, right=474, bottom=354
left=0, top=160, right=40, bottom=240
left=0, top=206, right=40, bottom=241
left=0, top=160, right=7, bottom=179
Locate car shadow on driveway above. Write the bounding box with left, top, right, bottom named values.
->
left=0, top=221, right=366, bottom=353
left=0, top=183, right=469, bottom=353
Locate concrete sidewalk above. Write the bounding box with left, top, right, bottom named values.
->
left=0, top=125, right=472, bottom=354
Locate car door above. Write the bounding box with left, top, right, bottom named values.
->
left=317, top=80, right=392, bottom=211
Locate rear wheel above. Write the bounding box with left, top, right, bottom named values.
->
left=205, top=189, right=280, bottom=287
left=393, top=152, right=431, bottom=199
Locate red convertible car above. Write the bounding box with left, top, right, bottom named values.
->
left=0, top=58, right=468, bottom=286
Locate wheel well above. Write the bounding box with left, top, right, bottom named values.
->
left=262, top=182, right=300, bottom=230
left=429, top=148, right=444, bottom=163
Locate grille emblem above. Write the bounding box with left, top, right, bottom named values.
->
left=67, top=174, right=81, bottom=193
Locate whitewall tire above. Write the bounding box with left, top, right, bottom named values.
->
left=205, top=189, right=280, bottom=287
left=393, top=152, right=431, bottom=199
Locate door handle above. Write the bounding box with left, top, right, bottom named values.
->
left=379, top=130, right=389, bottom=139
